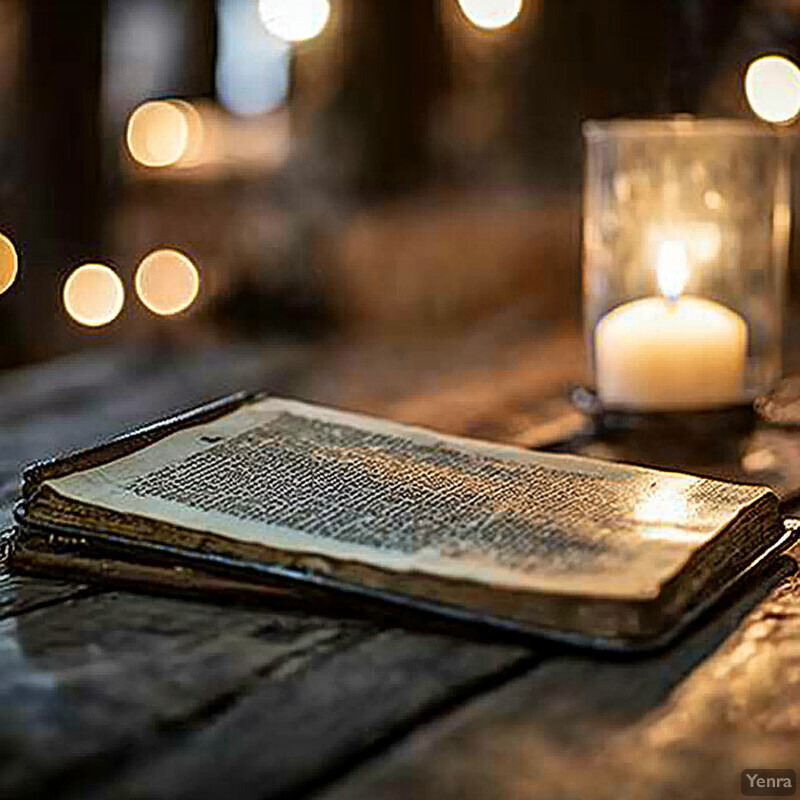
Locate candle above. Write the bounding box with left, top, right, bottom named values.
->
left=595, top=240, right=748, bottom=411
left=583, top=119, right=787, bottom=409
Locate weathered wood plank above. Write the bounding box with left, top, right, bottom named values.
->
left=0, top=589, right=533, bottom=800
left=0, top=591, right=369, bottom=797
left=79, top=631, right=536, bottom=800
left=0, top=568, right=93, bottom=620
left=320, top=559, right=800, bottom=800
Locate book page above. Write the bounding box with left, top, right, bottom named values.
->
left=42, top=398, right=774, bottom=600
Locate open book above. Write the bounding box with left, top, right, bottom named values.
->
left=13, top=394, right=797, bottom=651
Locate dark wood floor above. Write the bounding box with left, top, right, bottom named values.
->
left=2, top=326, right=799, bottom=800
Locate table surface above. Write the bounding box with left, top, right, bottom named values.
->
left=2, top=322, right=800, bottom=800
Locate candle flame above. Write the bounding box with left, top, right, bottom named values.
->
left=657, top=240, right=689, bottom=300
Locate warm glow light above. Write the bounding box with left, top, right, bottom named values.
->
left=126, top=100, right=189, bottom=167
left=63, top=264, right=125, bottom=327
left=745, top=55, right=800, bottom=124
left=656, top=240, right=689, bottom=300
left=258, top=0, right=330, bottom=43
left=648, top=222, right=720, bottom=296
left=0, top=232, right=18, bottom=295
left=135, top=249, right=200, bottom=316
left=169, top=100, right=205, bottom=167
left=457, top=0, right=523, bottom=30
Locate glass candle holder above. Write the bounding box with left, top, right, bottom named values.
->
left=583, top=118, right=791, bottom=414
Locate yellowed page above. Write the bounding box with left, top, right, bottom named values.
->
left=43, top=397, right=773, bottom=600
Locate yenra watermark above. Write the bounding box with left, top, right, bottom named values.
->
left=741, top=769, right=796, bottom=796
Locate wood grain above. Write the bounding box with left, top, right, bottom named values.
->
left=320, top=556, right=800, bottom=800
left=0, top=590, right=532, bottom=800
left=87, top=629, right=533, bottom=800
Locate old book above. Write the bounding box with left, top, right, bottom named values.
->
left=12, top=394, right=797, bottom=651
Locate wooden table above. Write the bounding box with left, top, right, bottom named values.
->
left=2, top=326, right=800, bottom=800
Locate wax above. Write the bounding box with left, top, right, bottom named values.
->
left=595, top=296, right=748, bottom=411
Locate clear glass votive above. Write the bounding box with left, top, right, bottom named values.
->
left=583, top=117, right=791, bottom=413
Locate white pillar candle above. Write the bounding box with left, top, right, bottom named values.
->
left=595, top=241, right=748, bottom=411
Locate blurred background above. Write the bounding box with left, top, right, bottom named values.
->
left=0, top=0, right=799, bottom=386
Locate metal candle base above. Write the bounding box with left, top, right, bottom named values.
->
left=571, top=385, right=758, bottom=439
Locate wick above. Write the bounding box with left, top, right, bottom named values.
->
left=664, top=293, right=680, bottom=311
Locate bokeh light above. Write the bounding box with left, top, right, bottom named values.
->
left=218, top=0, right=289, bottom=115
left=0, top=232, right=19, bottom=295
left=257, top=0, right=330, bottom=43
left=126, top=100, right=189, bottom=167
left=745, top=55, right=800, bottom=124
left=63, top=264, right=125, bottom=327
left=457, top=0, right=523, bottom=30
left=135, top=249, right=200, bottom=316
left=169, top=100, right=205, bottom=167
